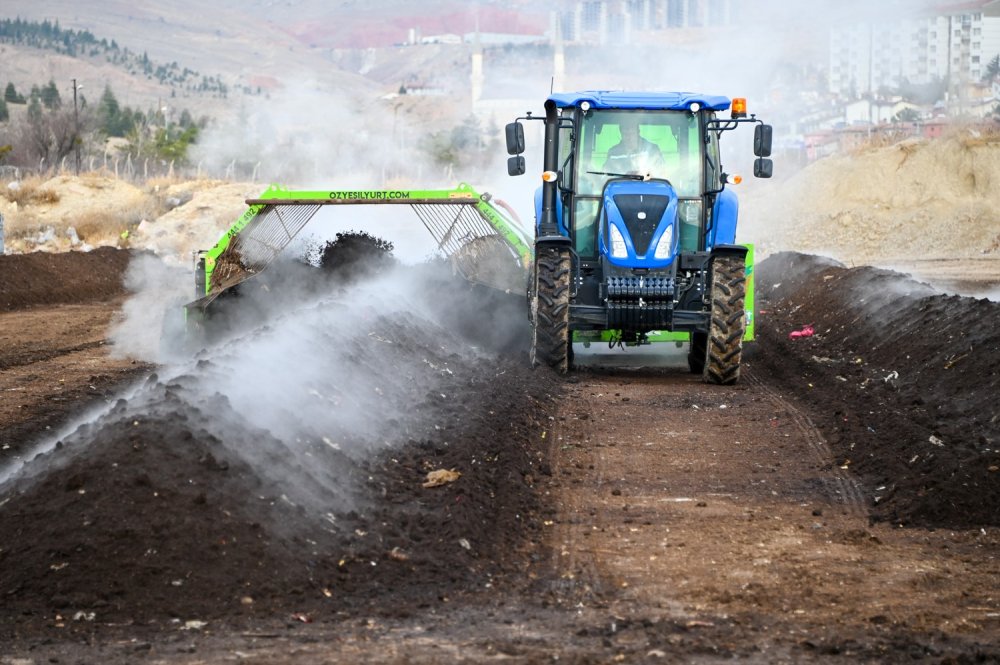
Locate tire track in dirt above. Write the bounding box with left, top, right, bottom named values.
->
left=0, top=339, right=108, bottom=370
left=744, top=369, right=867, bottom=517
left=545, top=378, right=612, bottom=606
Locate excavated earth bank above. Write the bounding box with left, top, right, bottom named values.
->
left=0, top=247, right=132, bottom=311
left=754, top=252, right=1000, bottom=528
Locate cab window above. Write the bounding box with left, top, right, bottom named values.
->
left=572, top=109, right=702, bottom=258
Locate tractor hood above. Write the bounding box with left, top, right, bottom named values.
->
left=599, top=179, right=679, bottom=269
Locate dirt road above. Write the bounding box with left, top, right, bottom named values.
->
left=0, top=302, right=147, bottom=457
left=1, top=251, right=998, bottom=663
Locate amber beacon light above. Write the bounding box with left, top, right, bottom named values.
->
left=731, top=97, right=747, bottom=119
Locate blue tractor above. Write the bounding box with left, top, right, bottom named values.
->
left=505, top=91, right=773, bottom=384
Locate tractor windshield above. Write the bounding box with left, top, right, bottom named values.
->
left=571, top=109, right=702, bottom=258
left=575, top=110, right=701, bottom=198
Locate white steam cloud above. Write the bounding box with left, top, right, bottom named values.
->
left=2, top=249, right=523, bottom=516
left=109, top=254, right=192, bottom=363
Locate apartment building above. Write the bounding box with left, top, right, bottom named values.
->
left=828, top=1, right=1000, bottom=98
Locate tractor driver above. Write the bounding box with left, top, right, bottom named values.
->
left=603, top=115, right=666, bottom=177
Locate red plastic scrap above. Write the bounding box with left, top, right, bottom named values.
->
left=788, top=325, right=815, bottom=340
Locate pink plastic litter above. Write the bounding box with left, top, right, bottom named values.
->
left=788, top=325, right=815, bottom=340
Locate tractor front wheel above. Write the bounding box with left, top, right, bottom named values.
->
left=703, top=254, right=746, bottom=385
left=531, top=245, right=571, bottom=373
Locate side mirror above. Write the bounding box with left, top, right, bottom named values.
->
left=753, top=158, right=773, bottom=179
left=754, top=124, right=773, bottom=157
left=505, top=122, right=525, bottom=155
left=507, top=155, right=526, bottom=177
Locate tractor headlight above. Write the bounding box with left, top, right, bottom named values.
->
left=653, top=225, right=674, bottom=259
left=609, top=224, right=627, bottom=258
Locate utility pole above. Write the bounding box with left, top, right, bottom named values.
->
left=72, top=78, right=81, bottom=175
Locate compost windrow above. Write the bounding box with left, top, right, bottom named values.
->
left=0, top=256, right=558, bottom=637
left=754, top=252, right=1000, bottom=528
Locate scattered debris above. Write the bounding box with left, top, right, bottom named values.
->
left=685, top=620, right=715, bottom=628
left=788, top=325, right=815, bottom=340
left=944, top=353, right=968, bottom=370
left=423, top=468, right=462, bottom=488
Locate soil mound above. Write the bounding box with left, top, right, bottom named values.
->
left=0, top=247, right=131, bottom=311
left=131, top=181, right=259, bottom=264
left=316, top=231, right=397, bottom=280
left=754, top=252, right=1000, bottom=528
left=743, top=135, right=1000, bottom=263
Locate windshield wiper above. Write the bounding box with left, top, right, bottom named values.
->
left=586, top=171, right=673, bottom=187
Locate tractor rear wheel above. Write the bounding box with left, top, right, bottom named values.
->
left=703, top=254, right=746, bottom=385
left=531, top=245, right=571, bottom=373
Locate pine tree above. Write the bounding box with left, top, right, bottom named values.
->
left=97, top=84, right=120, bottom=133
left=4, top=82, right=17, bottom=103
left=96, top=85, right=132, bottom=137
left=0, top=97, right=9, bottom=122
left=40, top=79, right=61, bottom=110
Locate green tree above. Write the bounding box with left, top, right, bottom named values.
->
left=4, top=82, right=18, bottom=103
left=96, top=84, right=131, bottom=136
left=983, top=54, right=1000, bottom=82
left=40, top=79, right=61, bottom=110
left=0, top=97, right=8, bottom=122
left=153, top=123, right=198, bottom=162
